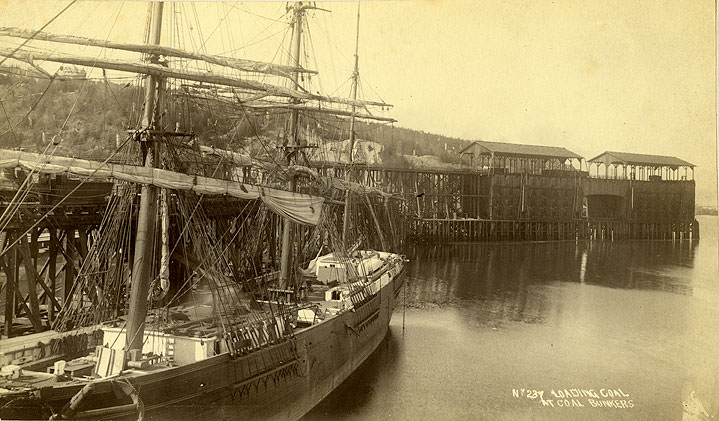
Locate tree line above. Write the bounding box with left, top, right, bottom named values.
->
left=0, top=74, right=470, bottom=168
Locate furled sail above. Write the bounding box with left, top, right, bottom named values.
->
left=239, top=103, right=397, bottom=123
left=183, top=90, right=395, bottom=123
left=0, top=149, right=324, bottom=225
left=0, top=26, right=316, bottom=78
left=199, top=145, right=253, bottom=166
left=260, top=188, right=325, bottom=227
left=180, top=146, right=398, bottom=200
left=0, top=48, right=389, bottom=109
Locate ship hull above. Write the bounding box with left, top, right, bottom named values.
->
left=1, top=261, right=405, bottom=420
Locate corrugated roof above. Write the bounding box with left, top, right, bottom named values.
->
left=459, top=140, right=583, bottom=159
left=588, top=151, right=694, bottom=167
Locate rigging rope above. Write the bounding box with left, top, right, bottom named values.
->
left=0, top=2, right=128, bottom=235
left=0, top=135, right=133, bottom=259
left=0, top=0, right=78, bottom=68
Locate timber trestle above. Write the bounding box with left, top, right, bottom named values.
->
left=0, top=164, right=696, bottom=337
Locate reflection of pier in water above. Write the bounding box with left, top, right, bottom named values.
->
left=405, top=239, right=697, bottom=324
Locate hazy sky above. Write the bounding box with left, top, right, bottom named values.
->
left=1, top=0, right=716, bottom=204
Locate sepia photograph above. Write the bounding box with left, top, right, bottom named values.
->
left=0, top=0, right=716, bottom=420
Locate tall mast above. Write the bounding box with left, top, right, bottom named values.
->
left=279, top=2, right=305, bottom=289
left=126, top=1, right=164, bottom=359
left=342, top=3, right=361, bottom=248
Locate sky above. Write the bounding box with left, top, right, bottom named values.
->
left=0, top=0, right=716, bottom=205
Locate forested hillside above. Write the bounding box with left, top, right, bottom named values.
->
left=0, top=73, right=470, bottom=167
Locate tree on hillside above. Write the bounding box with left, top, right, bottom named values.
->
left=0, top=74, right=472, bottom=168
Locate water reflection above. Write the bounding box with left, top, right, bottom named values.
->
left=305, top=217, right=716, bottom=421
left=406, top=238, right=698, bottom=316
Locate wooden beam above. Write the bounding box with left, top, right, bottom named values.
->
left=77, top=229, right=89, bottom=259
left=16, top=248, right=63, bottom=314
left=1, top=233, right=15, bottom=337
left=64, top=229, right=75, bottom=300
left=20, top=235, right=63, bottom=317
left=54, top=230, right=80, bottom=270
left=383, top=198, right=396, bottom=251
left=10, top=290, right=34, bottom=329
left=364, top=195, right=388, bottom=251
left=34, top=251, right=51, bottom=280
left=48, top=229, right=57, bottom=323
left=17, top=235, right=43, bottom=331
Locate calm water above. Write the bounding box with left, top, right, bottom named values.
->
left=305, top=215, right=719, bottom=421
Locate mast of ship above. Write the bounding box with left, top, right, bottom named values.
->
left=279, top=1, right=306, bottom=290
left=125, top=1, right=164, bottom=360
left=341, top=3, right=361, bottom=248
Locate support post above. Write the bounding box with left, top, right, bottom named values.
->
left=3, top=233, right=16, bottom=337
left=64, top=229, right=75, bottom=300
left=18, top=234, right=43, bottom=331
left=48, top=229, right=57, bottom=323
left=365, top=194, right=388, bottom=250
left=489, top=172, right=494, bottom=220
left=18, top=236, right=62, bottom=321
left=383, top=197, right=396, bottom=250
left=77, top=228, right=89, bottom=259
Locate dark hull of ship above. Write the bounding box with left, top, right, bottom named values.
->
left=1, top=267, right=404, bottom=420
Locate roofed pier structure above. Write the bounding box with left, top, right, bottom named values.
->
left=588, top=151, right=695, bottom=181
left=455, top=140, right=587, bottom=227
left=306, top=141, right=697, bottom=243
left=459, top=140, right=585, bottom=176
left=584, top=151, right=696, bottom=241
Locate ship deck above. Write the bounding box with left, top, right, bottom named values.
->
left=0, top=284, right=349, bottom=387
left=0, top=252, right=403, bottom=395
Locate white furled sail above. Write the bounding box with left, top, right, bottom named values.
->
left=0, top=26, right=316, bottom=78
left=0, top=149, right=324, bottom=225
left=0, top=48, right=389, bottom=109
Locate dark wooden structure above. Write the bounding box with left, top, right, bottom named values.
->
left=0, top=173, right=111, bottom=338
left=585, top=151, right=696, bottom=241
left=0, top=171, right=274, bottom=338
left=0, top=148, right=698, bottom=337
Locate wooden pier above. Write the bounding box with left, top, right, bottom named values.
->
left=0, top=148, right=698, bottom=337
left=314, top=162, right=696, bottom=243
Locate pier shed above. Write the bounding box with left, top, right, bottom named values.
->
left=588, top=151, right=694, bottom=181
left=458, top=140, right=584, bottom=175
left=584, top=151, right=696, bottom=240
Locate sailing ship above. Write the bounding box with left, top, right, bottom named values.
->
left=0, top=2, right=405, bottom=419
